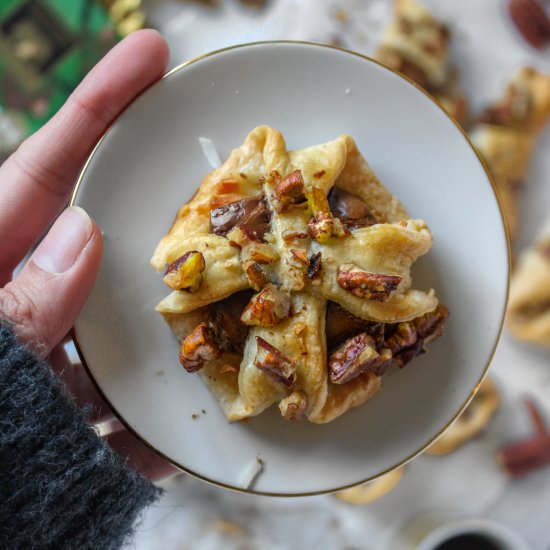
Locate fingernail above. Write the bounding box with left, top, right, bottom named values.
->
left=33, top=207, right=93, bottom=274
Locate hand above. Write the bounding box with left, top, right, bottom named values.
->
left=0, top=30, right=177, bottom=482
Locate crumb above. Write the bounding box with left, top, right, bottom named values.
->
left=192, top=414, right=199, bottom=420
left=202, top=409, right=206, bottom=414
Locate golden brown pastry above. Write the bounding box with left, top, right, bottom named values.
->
left=152, top=126, right=448, bottom=423
left=426, top=377, right=500, bottom=456
left=508, top=218, right=550, bottom=346
left=375, top=0, right=468, bottom=123
left=470, top=67, right=550, bottom=244
left=335, top=467, right=405, bottom=504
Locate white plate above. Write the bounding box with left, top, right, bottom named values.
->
left=72, top=41, right=508, bottom=496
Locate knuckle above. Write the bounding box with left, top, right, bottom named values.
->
left=0, top=282, right=48, bottom=354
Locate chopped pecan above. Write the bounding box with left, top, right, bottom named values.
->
left=226, top=226, right=279, bottom=264
left=329, top=333, right=380, bottom=384
left=279, top=391, right=307, bottom=421
left=240, top=284, right=291, bottom=326
left=271, top=170, right=307, bottom=213
left=282, top=230, right=309, bottom=243
left=254, top=336, right=297, bottom=387
left=337, top=264, right=402, bottom=301
left=307, top=252, right=322, bottom=279
left=164, top=251, right=206, bottom=291
left=244, top=261, right=270, bottom=291
left=290, top=248, right=308, bottom=265
left=308, top=212, right=334, bottom=243
left=384, top=304, right=449, bottom=369
left=179, top=323, right=221, bottom=372
left=385, top=322, right=417, bottom=355
left=413, top=304, right=449, bottom=344
left=249, top=244, right=280, bottom=264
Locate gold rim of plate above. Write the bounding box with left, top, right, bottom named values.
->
left=70, top=40, right=511, bottom=497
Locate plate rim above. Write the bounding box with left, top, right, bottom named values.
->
left=70, top=39, right=511, bottom=497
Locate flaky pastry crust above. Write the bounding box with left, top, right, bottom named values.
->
left=152, top=126, right=444, bottom=423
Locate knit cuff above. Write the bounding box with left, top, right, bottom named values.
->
left=0, top=323, right=161, bottom=550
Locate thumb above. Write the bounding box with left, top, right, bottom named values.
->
left=0, top=206, right=103, bottom=356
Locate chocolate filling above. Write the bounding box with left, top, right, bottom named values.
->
left=209, top=290, right=254, bottom=354
left=210, top=195, right=271, bottom=241
left=325, top=301, right=383, bottom=351
left=328, top=187, right=378, bottom=229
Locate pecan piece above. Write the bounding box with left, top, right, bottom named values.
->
left=337, top=264, right=402, bottom=301
left=164, top=251, right=206, bottom=291
left=240, top=284, right=290, bottom=326
left=244, top=261, right=270, bottom=291
left=329, top=333, right=380, bottom=384
left=413, top=304, right=449, bottom=344
left=308, top=211, right=334, bottom=243
left=290, top=248, right=308, bottom=265
left=307, top=251, right=322, bottom=279
left=384, top=304, right=449, bottom=369
left=279, top=391, right=307, bottom=421
left=282, top=230, right=309, bottom=243
left=385, top=322, right=417, bottom=355
left=179, top=323, right=221, bottom=372
left=271, top=170, right=307, bottom=213
left=254, top=336, right=297, bottom=387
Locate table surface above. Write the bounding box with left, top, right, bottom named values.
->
left=119, top=1, right=550, bottom=548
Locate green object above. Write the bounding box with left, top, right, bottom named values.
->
left=0, top=0, right=120, bottom=159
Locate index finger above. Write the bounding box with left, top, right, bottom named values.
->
left=0, top=29, right=169, bottom=274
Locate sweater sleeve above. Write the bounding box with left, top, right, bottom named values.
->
left=0, top=323, right=161, bottom=550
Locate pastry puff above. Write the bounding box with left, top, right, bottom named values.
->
left=508, top=217, right=550, bottom=347
left=375, top=0, right=468, bottom=123
left=470, top=67, right=550, bottom=244
left=152, top=126, right=443, bottom=423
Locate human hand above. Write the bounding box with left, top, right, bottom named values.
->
left=0, top=30, right=177, bottom=482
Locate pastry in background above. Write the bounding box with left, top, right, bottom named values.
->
left=508, top=218, right=550, bottom=346
left=375, top=0, right=468, bottom=124
left=426, top=377, right=500, bottom=456
left=335, top=467, right=405, bottom=504
left=469, top=67, right=550, bottom=244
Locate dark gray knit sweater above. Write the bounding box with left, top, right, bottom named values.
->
left=0, top=323, right=161, bottom=550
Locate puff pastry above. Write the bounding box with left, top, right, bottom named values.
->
left=508, top=218, right=550, bottom=346
left=375, top=0, right=468, bottom=123
left=152, top=126, right=448, bottom=423
left=426, top=377, right=500, bottom=456
left=470, top=67, right=550, bottom=244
